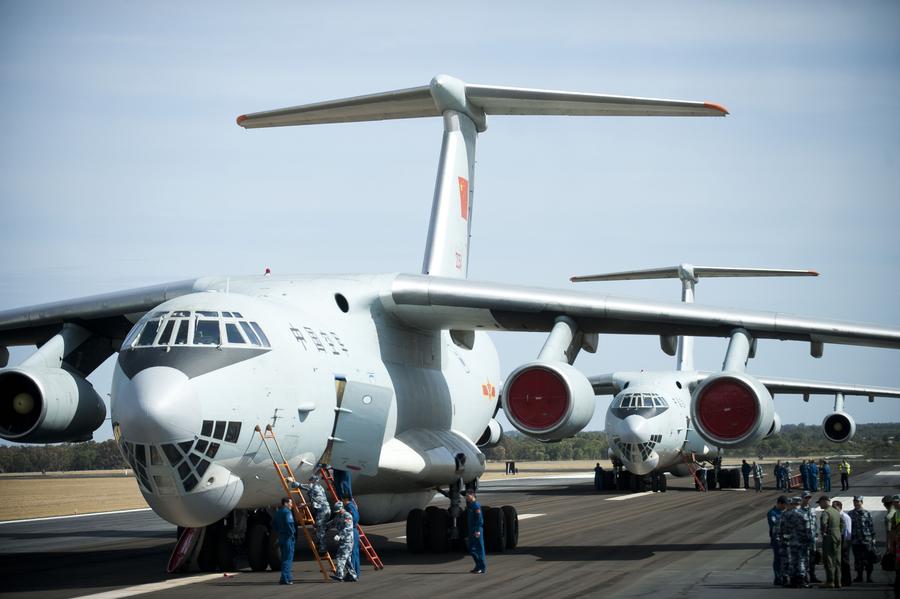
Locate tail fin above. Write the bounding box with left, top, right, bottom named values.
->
left=571, top=264, right=818, bottom=371
left=237, top=75, right=728, bottom=279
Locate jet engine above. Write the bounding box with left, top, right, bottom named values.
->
left=822, top=411, right=856, bottom=443
left=501, top=361, right=595, bottom=441
left=0, top=367, right=106, bottom=443
left=690, top=372, right=774, bottom=448
left=476, top=418, right=503, bottom=449
left=766, top=412, right=782, bottom=439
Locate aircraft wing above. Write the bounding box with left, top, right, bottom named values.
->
left=383, top=274, right=900, bottom=352
left=0, top=279, right=209, bottom=348
left=692, top=372, right=900, bottom=399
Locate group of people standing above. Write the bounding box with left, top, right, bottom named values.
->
left=768, top=491, right=897, bottom=589
left=740, top=459, right=764, bottom=492
left=273, top=470, right=362, bottom=585
left=773, top=458, right=846, bottom=492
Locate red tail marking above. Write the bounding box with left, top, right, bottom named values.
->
left=458, top=177, right=469, bottom=220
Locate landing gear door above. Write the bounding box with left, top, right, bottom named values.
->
left=330, top=381, right=392, bottom=477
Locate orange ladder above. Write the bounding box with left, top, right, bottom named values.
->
left=319, top=465, right=384, bottom=570
left=681, top=452, right=707, bottom=492
left=254, top=425, right=336, bottom=581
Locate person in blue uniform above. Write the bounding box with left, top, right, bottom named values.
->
left=741, top=460, right=751, bottom=489
left=272, top=497, right=297, bottom=585
left=809, top=460, right=819, bottom=492
left=822, top=460, right=832, bottom=492
left=466, top=490, right=486, bottom=574
left=343, top=496, right=361, bottom=581
left=333, top=468, right=353, bottom=499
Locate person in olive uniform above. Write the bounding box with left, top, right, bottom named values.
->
left=818, top=495, right=844, bottom=588
left=466, top=490, right=486, bottom=574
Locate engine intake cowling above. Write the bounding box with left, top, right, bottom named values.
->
left=822, top=411, right=855, bottom=443
left=690, top=372, right=774, bottom=448
left=501, top=361, right=595, bottom=440
left=0, top=367, right=106, bottom=443
left=766, top=412, right=782, bottom=439
left=476, top=418, right=503, bottom=449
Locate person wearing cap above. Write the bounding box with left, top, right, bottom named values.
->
left=798, top=491, right=821, bottom=584
left=466, top=490, right=486, bottom=574
left=272, top=497, right=297, bottom=585
left=294, top=474, right=331, bottom=554
left=850, top=496, right=876, bottom=582
left=327, top=501, right=356, bottom=582
left=768, top=496, right=788, bottom=585
left=818, top=495, right=844, bottom=588
left=342, top=496, right=361, bottom=581
left=777, top=497, right=810, bottom=587
left=833, top=500, right=852, bottom=586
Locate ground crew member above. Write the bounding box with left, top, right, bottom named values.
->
left=839, top=459, right=850, bottom=491
left=799, top=460, right=809, bottom=490
left=343, top=496, right=361, bottom=580
left=333, top=468, right=353, bottom=499
left=778, top=497, right=810, bottom=587
left=783, top=461, right=793, bottom=490
left=883, top=495, right=896, bottom=554
left=849, top=496, right=875, bottom=582
left=773, top=461, right=782, bottom=490
left=594, top=463, right=603, bottom=490
left=833, top=500, right=852, bottom=586
left=328, top=501, right=356, bottom=582
left=799, top=492, right=820, bottom=584
left=752, top=461, right=763, bottom=493
left=741, top=459, right=751, bottom=489
left=290, top=475, right=331, bottom=553
left=808, top=460, right=819, bottom=492
left=768, top=496, right=788, bottom=585
left=822, top=460, right=832, bottom=492
left=818, top=495, right=844, bottom=588
left=272, top=497, right=297, bottom=585
left=466, top=490, right=486, bottom=574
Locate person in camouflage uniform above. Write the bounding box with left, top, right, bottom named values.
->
left=777, top=497, right=811, bottom=587
left=299, top=475, right=332, bottom=553
left=798, top=492, right=821, bottom=584
left=767, top=496, right=788, bottom=585
left=327, top=501, right=357, bottom=582
left=849, top=496, right=875, bottom=583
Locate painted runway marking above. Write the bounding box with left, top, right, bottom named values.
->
left=517, top=513, right=545, bottom=520
left=875, top=471, right=900, bottom=476
left=0, top=507, right=153, bottom=526
left=605, top=492, right=654, bottom=501
left=70, top=573, right=235, bottom=599
left=831, top=496, right=888, bottom=511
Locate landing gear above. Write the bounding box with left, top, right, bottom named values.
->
left=247, top=522, right=271, bottom=572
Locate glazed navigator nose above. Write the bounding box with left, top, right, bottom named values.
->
left=114, top=366, right=200, bottom=444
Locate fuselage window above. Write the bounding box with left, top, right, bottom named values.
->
left=174, top=320, right=190, bottom=345
left=194, top=320, right=221, bottom=345
left=157, top=320, right=176, bottom=345
left=250, top=322, right=270, bottom=347
left=137, top=320, right=160, bottom=346
left=240, top=321, right=261, bottom=346
left=225, top=323, right=245, bottom=344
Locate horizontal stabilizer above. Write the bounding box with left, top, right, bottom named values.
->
left=236, top=75, right=728, bottom=131
left=571, top=265, right=819, bottom=283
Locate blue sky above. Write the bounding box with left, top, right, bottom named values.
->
left=1, top=1, right=898, bottom=441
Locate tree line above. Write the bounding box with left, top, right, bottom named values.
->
left=0, top=423, right=896, bottom=473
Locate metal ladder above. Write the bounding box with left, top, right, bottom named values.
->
left=318, top=465, right=385, bottom=570
left=254, top=425, right=336, bottom=581
left=681, top=452, right=707, bottom=492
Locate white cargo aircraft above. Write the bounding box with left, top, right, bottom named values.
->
left=1, top=76, right=899, bottom=570
left=570, top=264, right=900, bottom=490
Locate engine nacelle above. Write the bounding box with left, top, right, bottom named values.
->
left=690, top=372, right=775, bottom=448
left=501, top=361, right=595, bottom=440
left=822, top=411, right=856, bottom=443
left=476, top=418, right=503, bottom=449
left=0, top=367, right=106, bottom=443
left=766, top=412, right=782, bottom=439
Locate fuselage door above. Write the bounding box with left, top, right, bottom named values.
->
left=329, top=380, right=392, bottom=476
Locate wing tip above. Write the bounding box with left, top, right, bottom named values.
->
left=704, top=101, right=729, bottom=116
left=236, top=114, right=248, bottom=127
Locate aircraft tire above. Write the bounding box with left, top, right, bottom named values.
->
left=501, top=505, right=518, bottom=549
left=426, top=507, right=450, bottom=552
left=483, top=506, right=506, bottom=553
left=406, top=509, right=426, bottom=553
left=659, top=474, right=667, bottom=492
left=247, top=523, right=269, bottom=571
left=197, top=524, right=219, bottom=572
left=650, top=474, right=659, bottom=492
left=453, top=508, right=470, bottom=553
left=266, top=528, right=282, bottom=571
left=217, top=532, right=236, bottom=571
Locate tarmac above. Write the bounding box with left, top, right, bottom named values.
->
left=1, top=463, right=897, bottom=599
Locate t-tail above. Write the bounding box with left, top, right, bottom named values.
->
left=237, top=75, right=727, bottom=278
left=571, top=265, right=819, bottom=371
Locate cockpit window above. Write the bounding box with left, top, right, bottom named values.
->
left=157, top=320, right=176, bottom=345
left=250, top=322, right=270, bottom=348
left=225, top=323, right=244, bottom=344
left=137, top=320, right=160, bottom=346
left=618, top=393, right=668, bottom=408
left=174, top=320, right=189, bottom=345
left=194, top=320, right=220, bottom=345
left=197, top=311, right=218, bottom=318
left=240, top=321, right=261, bottom=346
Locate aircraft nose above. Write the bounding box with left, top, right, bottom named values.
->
left=619, top=414, right=651, bottom=443
left=113, top=367, right=200, bottom=444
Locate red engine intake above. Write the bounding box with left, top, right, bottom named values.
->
left=501, top=361, right=595, bottom=440
left=690, top=373, right=775, bottom=448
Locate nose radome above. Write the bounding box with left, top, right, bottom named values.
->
left=114, top=367, right=201, bottom=444
left=620, top=414, right=651, bottom=444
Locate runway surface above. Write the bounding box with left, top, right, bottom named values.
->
left=2, top=463, right=898, bottom=599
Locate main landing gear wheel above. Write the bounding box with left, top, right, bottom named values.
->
left=247, top=523, right=270, bottom=571
left=406, top=508, right=426, bottom=554
left=196, top=525, right=219, bottom=572
left=501, top=505, right=518, bottom=549
left=483, top=506, right=506, bottom=553
left=425, top=506, right=450, bottom=552
left=266, top=528, right=282, bottom=571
